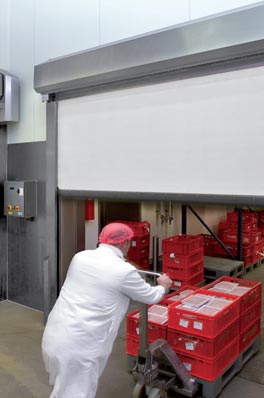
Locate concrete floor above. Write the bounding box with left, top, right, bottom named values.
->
left=0, top=265, right=264, bottom=398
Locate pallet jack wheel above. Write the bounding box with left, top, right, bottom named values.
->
left=133, top=383, right=147, bottom=398
left=133, top=383, right=162, bottom=398
left=148, top=387, right=161, bottom=398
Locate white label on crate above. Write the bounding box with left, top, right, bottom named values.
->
left=183, top=362, right=192, bottom=371
left=136, top=328, right=139, bottom=335
left=19, top=188, right=24, bottom=196
left=179, top=319, right=189, bottom=328
left=193, top=321, right=203, bottom=330
left=173, top=281, right=182, bottom=287
left=132, top=241, right=136, bottom=247
left=185, top=342, right=195, bottom=351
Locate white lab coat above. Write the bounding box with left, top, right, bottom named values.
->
left=42, top=244, right=165, bottom=398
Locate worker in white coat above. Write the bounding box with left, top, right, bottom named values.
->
left=42, top=222, right=172, bottom=398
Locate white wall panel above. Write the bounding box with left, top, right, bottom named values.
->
left=0, top=0, right=10, bottom=70
left=35, top=0, right=100, bottom=65
left=58, top=66, right=264, bottom=197
left=190, top=0, right=261, bottom=20
left=7, top=0, right=35, bottom=143
left=100, top=0, right=189, bottom=44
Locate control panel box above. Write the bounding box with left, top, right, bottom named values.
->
left=4, top=181, right=37, bottom=219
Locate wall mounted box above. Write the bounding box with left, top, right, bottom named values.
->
left=4, top=181, right=37, bottom=219
left=0, top=70, right=19, bottom=124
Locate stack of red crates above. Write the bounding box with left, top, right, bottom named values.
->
left=162, top=234, right=204, bottom=289
left=126, top=286, right=199, bottom=357
left=201, top=210, right=264, bottom=267
left=201, top=234, right=216, bottom=256
left=126, top=304, right=168, bottom=356
left=256, top=210, right=264, bottom=237
left=204, top=276, right=262, bottom=353
left=213, top=210, right=263, bottom=267
left=126, top=278, right=261, bottom=381
left=117, top=220, right=150, bottom=270
left=255, top=210, right=264, bottom=258
left=167, top=288, right=241, bottom=381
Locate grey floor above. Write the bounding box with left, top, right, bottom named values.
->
left=0, top=266, right=264, bottom=398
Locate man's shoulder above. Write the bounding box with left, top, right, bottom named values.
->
left=73, top=248, right=97, bottom=260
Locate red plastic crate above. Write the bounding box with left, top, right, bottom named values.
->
left=243, top=252, right=261, bottom=266
left=212, top=242, right=235, bottom=258
left=162, top=235, right=203, bottom=255
left=258, top=226, right=264, bottom=237
left=222, top=230, right=261, bottom=246
left=243, top=256, right=251, bottom=266
left=130, top=235, right=150, bottom=249
left=167, top=320, right=239, bottom=359
left=218, top=220, right=232, bottom=232
left=160, top=285, right=200, bottom=306
left=204, top=276, right=262, bottom=315
left=239, top=318, right=261, bottom=352
left=242, top=244, right=256, bottom=257
left=163, top=262, right=203, bottom=280
left=126, top=309, right=167, bottom=341
left=204, top=245, right=214, bottom=256
left=251, top=222, right=259, bottom=231
left=213, top=242, right=255, bottom=258
left=240, top=300, right=261, bottom=333
left=177, top=338, right=239, bottom=381
left=170, top=270, right=204, bottom=290
left=133, top=257, right=149, bottom=269
left=128, top=245, right=149, bottom=258
left=201, top=234, right=216, bottom=256
left=256, top=239, right=264, bottom=252
left=226, top=211, right=258, bottom=223
left=115, top=220, right=150, bottom=236
left=229, top=222, right=253, bottom=233
left=256, top=210, right=264, bottom=222
left=126, top=334, right=139, bottom=356
left=168, top=289, right=240, bottom=338
left=251, top=251, right=262, bottom=262
left=162, top=248, right=203, bottom=268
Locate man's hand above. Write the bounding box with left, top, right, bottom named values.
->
left=157, top=273, right=172, bottom=290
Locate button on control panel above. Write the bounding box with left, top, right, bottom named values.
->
left=4, top=181, right=37, bottom=219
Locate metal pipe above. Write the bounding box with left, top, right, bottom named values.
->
left=237, top=208, right=243, bottom=261
left=138, top=302, right=148, bottom=359
left=43, top=256, right=51, bottom=325
left=168, top=201, right=173, bottom=224
left=181, top=205, right=187, bottom=233
left=152, top=236, right=159, bottom=273
left=137, top=270, right=161, bottom=359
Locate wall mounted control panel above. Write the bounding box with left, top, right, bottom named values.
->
left=4, top=180, right=37, bottom=219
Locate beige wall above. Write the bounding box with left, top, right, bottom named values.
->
left=142, top=202, right=228, bottom=256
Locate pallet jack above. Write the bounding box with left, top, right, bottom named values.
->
left=132, top=271, right=199, bottom=398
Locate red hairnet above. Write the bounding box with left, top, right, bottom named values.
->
left=99, top=222, right=134, bottom=244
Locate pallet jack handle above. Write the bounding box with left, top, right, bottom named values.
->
left=133, top=269, right=199, bottom=397
left=137, top=270, right=162, bottom=278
